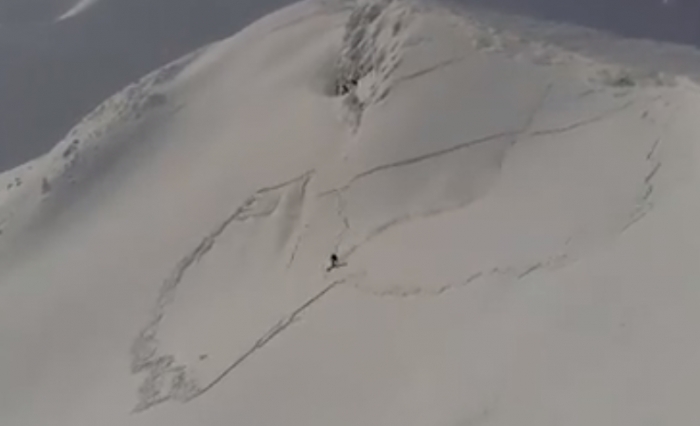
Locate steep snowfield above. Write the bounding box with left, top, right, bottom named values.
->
left=2, top=0, right=700, bottom=424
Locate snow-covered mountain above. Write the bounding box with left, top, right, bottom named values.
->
left=0, top=0, right=295, bottom=172
left=2, top=0, right=700, bottom=424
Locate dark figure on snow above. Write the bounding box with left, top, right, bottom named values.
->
left=327, top=253, right=340, bottom=272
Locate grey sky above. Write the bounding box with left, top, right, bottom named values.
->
left=456, top=0, right=700, bottom=45
left=0, top=0, right=698, bottom=172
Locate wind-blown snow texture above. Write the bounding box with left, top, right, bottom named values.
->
left=2, top=0, right=700, bottom=425
left=55, top=0, right=101, bottom=21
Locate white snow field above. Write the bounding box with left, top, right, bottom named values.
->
left=2, top=0, right=700, bottom=424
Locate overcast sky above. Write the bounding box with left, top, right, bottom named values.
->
left=0, top=0, right=698, bottom=172
left=458, top=0, right=700, bottom=45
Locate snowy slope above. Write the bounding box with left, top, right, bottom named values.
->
left=1, top=0, right=700, bottom=425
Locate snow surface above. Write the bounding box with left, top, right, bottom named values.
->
left=2, top=0, right=700, bottom=424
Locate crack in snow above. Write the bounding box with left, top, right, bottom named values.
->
left=333, top=191, right=352, bottom=255
left=321, top=82, right=553, bottom=200
left=644, top=162, right=661, bottom=185
left=529, top=99, right=635, bottom=137
left=511, top=82, right=553, bottom=146
left=518, top=262, right=544, bottom=279
left=131, top=171, right=314, bottom=412
left=622, top=102, right=679, bottom=233
left=393, top=54, right=468, bottom=85
left=349, top=270, right=485, bottom=298
left=622, top=207, right=652, bottom=233
left=285, top=176, right=313, bottom=270
left=647, top=138, right=661, bottom=160
left=131, top=76, right=650, bottom=413
left=622, top=160, right=660, bottom=233
left=186, top=277, right=347, bottom=400
left=318, top=83, right=597, bottom=300
left=347, top=253, right=570, bottom=299
left=318, top=131, right=517, bottom=198
left=326, top=84, right=554, bottom=265
left=286, top=224, right=309, bottom=269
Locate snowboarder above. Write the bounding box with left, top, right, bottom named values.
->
left=327, top=253, right=341, bottom=272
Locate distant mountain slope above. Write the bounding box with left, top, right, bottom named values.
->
left=0, top=0, right=296, bottom=172
left=1, top=1, right=700, bottom=425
